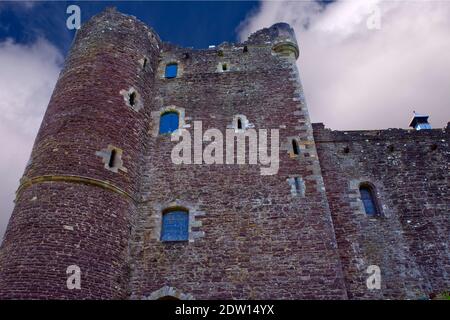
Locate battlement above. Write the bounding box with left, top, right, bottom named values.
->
left=312, top=122, right=450, bottom=143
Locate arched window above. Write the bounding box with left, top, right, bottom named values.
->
left=292, top=139, right=300, bottom=155
left=359, top=184, right=379, bottom=216
left=165, top=63, right=178, bottom=78
left=161, top=209, right=189, bottom=242
left=159, top=111, right=179, bottom=134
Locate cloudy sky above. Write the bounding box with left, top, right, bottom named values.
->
left=0, top=0, right=449, bottom=238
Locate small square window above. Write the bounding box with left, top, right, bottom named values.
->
left=165, top=63, right=178, bottom=78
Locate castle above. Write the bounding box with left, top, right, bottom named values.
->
left=0, top=8, right=448, bottom=299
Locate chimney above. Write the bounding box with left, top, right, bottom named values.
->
left=409, top=111, right=431, bottom=130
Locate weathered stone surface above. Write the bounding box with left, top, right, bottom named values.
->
left=313, top=123, right=449, bottom=299
left=0, top=7, right=447, bottom=300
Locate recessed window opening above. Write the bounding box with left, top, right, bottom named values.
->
left=222, top=63, right=228, bottom=71
left=243, top=46, right=248, bottom=53
left=129, top=91, right=136, bottom=107
left=294, top=177, right=301, bottom=192
left=237, top=118, right=243, bottom=130
left=143, top=58, right=148, bottom=70
left=108, top=149, right=116, bottom=168
left=159, top=111, right=180, bottom=134
left=165, top=63, right=178, bottom=79
left=359, top=184, right=379, bottom=216
left=161, top=209, right=189, bottom=242
left=292, top=139, right=300, bottom=155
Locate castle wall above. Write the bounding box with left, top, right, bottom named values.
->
left=313, top=123, right=450, bottom=299
left=129, top=24, right=347, bottom=300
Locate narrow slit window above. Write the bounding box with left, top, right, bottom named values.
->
left=359, top=185, right=379, bottom=216
left=294, top=177, right=301, bottom=192
left=165, top=63, right=178, bottom=79
left=129, top=91, right=136, bottom=107
left=161, top=209, right=189, bottom=242
left=292, top=139, right=300, bottom=155
left=143, top=58, right=148, bottom=70
left=159, top=111, right=179, bottom=134
left=108, top=149, right=116, bottom=168
left=237, top=118, right=243, bottom=130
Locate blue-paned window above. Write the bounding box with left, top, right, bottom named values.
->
left=159, top=112, right=179, bottom=134
left=165, top=63, right=178, bottom=78
left=359, top=186, right=378, bottom=216
left=161, top=210, right=189, bottom=242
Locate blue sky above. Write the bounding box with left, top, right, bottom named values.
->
left=0, top=1, right=260, bottom=54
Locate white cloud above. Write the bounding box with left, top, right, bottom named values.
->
left=0, top=38, right=62, bottom=239
left=238, top=0, right=450, bottom=130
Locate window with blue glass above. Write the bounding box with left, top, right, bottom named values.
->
left=161, top=209, right=189, bottom=242
left=359, top=185, right=379, bottom=216
left=165, top=63, right=178, bottom=78
left=159, top=111, right=179, bottom=134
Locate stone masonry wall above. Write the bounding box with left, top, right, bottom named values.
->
left=129, top=24, right=347, bottom=299
left=313, top=123, right=449, bottom=299
left=1, top=7, right=447, bottom=300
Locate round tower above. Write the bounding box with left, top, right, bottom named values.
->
left=0, top=8, right=161, bottom=299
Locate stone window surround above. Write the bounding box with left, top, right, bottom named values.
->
left=283, top=136, right=308, bottom=159
left=349, top=179, right=386, bottom=218
left=227, top=114, right=254, bottom=133
left=151, top=200, right=205, bottom=243
left=158, top=58, right=184, bottom=79
left=287, top=175, right=305, bottom=197
left=95, top=144, right=127, bottom=173
left=120, top=87, right=143, bottom=112
left=217, top=61, right=231, bottom=72
left=138, top=56, right=152, bottom=72
left=150, top=105, right=188, bottom=137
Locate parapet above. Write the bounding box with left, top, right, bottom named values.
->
left=312, top=122, right=449, bottom=143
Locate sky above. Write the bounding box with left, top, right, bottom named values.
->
left=0, top=0, right=449, bottom=238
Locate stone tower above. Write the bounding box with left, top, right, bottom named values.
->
left=0, top=8, right=161, bottom=299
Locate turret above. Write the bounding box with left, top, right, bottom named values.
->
left=245, top=22, right=299, bottom=60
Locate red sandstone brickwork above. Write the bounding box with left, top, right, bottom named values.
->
left=0, top=7, right=447, bottom=300
left=313, top=123, right=450, bottom=299
left=129, top=23, right=347, bottom=300
left=0, top=8, right=161, bottom=299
